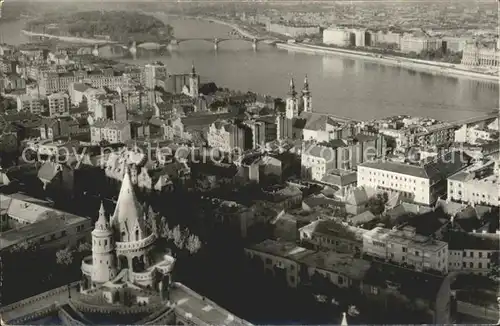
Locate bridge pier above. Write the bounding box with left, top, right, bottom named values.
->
left=214, top=38, right=219, bottom=51
left=252, top=39, right=258, bottom=51
left=129, top=41, right=137, bottom=55
left=168, top=39, right=179, bottom=51
left=92, top=44, right=99, bottom=57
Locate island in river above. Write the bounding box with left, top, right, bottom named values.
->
left=25, top=11, right=174, bottom=44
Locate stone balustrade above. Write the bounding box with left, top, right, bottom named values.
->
left=0, top=281, right=80, bottom=314
left=81, top=257, right=93, bottom=275
left=71, top=298, right=164, bottom=315
left=116, top=233, right=156, bottom=253
left=6, top=304, right=58, bottom=325
left=131, top=269, right=155, bottom=282
left=58, top=306, right=87, bottom=326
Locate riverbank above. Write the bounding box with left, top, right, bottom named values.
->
left=194, top=16, right=498, bottom=84
left=21, top=30, right=117, bottom=44
left=279, top=44, right=498, bottom=83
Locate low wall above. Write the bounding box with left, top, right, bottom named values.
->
left=0, top=281, right=80, bottom=314
left=457, top=300, right=499, bottom=322
left=6, top=304, right=58, bottom=325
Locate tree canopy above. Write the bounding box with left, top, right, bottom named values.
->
left=26, top=11, right=174, bottom=43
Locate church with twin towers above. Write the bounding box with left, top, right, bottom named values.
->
left=285, top=75, right=312, bottom=119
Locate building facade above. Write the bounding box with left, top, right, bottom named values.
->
left=357, top=151, right=470, bottom=205
left=47, top=92, right=70, bottom=117
left=91, top=120, right=132, bottom=144
left=363, top=226, right=448, bottom=274
left=447, top=160, right=499, bottom=207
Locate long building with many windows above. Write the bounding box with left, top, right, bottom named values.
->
left=357, top=151, right=471, bottom=205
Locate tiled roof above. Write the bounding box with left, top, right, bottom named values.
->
left=360, top=160, right=429, bottom=178
left=346, top=186, right=378, bottom=206
left=300, top=219, right=366, bottom=242
left=350, top=210, right=377, bottom=226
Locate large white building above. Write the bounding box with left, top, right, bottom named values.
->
left=400, top=35, right=442, bottom=54
left=447, top=160, right=499, bottom=207
left=357, top=151, right=470, bottom=205
left=363, top=226, right=449, bottom=274
left=323, top=28, right=351, bottom=47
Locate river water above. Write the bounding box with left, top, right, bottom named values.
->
left=1, top=18, right=498, bottom=121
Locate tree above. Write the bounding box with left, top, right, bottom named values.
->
left=172, top=225, right=185, bottom=249
left=160, top=217, right=169, bottom=238
left=56, top=247, right=74, bottom=266
left=367, top=192, right=389, bottom=215
left=185, top=234, right=202, bottom=254
left=76, top=242, right=92, bottom=253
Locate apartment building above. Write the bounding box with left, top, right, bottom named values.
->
left=447, top=160, right=499, bottom=207
left=91, top=120, right=131, bottom=144
left=16, top=94, right=45, bottom=114
left=38, top=70, right=125, bottom=95
left=245, top=239, right=451, bottom=324
left=266, top=22, right=320, bottom=38
left=143, top=62, right=168, bottom=90
left=454, top=124, right=498, bottom=145
left=363, top=226, right=448, bottom=274
left=301, top=134, right=385, bottom=181
left=299, top=219, right=366, bottom=255
left=0, top=193, right=92, bottom=252
left=357, top=151, right=470, bottom=205
left=400, top=35, right=443, bottom=54
left=47, top=92, right=70, bottom=116
left=447, top=232, right=499, bottom=276
left=207, top=120, right=245, bottom=153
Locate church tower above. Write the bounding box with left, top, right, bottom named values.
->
left=285, top=78, right=300, bottom=119
left=189, top=62, right=199, bottom=99
left=302, top=75, right=312, bottom=113
left=91, top=202, right=117, bottom=284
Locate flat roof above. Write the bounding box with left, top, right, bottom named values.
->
left=247, top=239, right=316, bottom=261
left=0, top=214, right=88, bottom=250
left=298, top=251, right=372, bottom=281
left=364, top=227, right=447, bottom=251
left=170, top=283, right=252, bottom=326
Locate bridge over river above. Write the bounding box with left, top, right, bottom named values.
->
left=25, top=27, right=279, bottom=57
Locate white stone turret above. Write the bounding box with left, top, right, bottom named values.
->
left=285, top=78, right=300, bottom=119
left=302, top=75, right=312, bottom=113
left=91, top=201, right=117, bottom=283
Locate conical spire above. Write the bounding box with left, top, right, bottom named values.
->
left=111, top=165, right=143, bottom=236
left=341, top=312, right=348, bottom=326
left=302, top=75, right=310, bottom=94
left=191, top=61, right=196, bottom=76
left=94, top=201, right=110, bottom=232
left=288, top=78, right=296, bottom=96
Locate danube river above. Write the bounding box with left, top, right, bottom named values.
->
left=1, top=18, right=499, bottom=121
